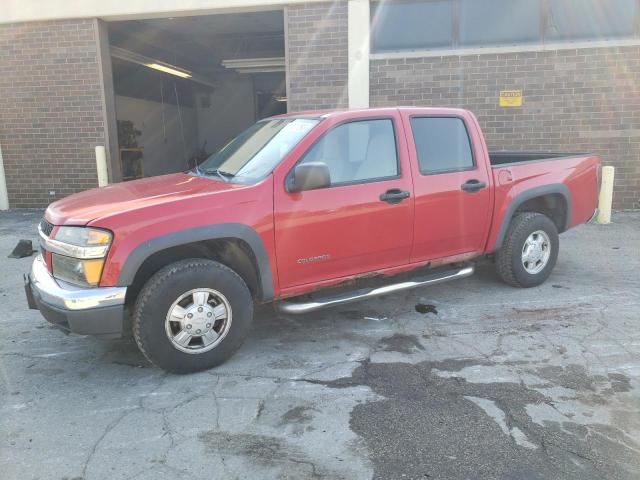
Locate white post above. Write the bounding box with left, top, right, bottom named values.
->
left=597, top=166, right=615, bottom=224
left=0, top=143, right=9, bottom=210
left=95, top=145, right=109, bottom=187
left=348, top=0, right=370, bottom=108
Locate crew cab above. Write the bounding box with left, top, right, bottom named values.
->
left=25, top=107, right=600, bottom=373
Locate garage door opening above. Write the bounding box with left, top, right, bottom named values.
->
left=107, top=11, right=286, bottom=181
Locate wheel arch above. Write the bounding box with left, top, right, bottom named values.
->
left=118, top=224, right=275, bottom=302
left=494, top=184, right=572, bottom=251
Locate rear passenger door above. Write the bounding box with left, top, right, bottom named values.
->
left=402, top=113, right=492, bottom=263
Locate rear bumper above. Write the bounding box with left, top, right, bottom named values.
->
left=26, top=255, right=127, bottom=338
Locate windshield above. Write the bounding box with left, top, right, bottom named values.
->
left=197, top=118, right=320, bottom=182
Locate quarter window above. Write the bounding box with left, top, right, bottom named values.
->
left=299, top=119, right=398, bottom=185
left=410, top=117, right=474, bottom=174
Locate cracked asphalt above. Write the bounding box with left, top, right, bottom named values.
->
left=1, top=210, right=639, bottom=479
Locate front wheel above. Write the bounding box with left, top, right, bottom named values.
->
left=132, top=259, right=253, bottom=373
left=495, top=212, right=559, bottom=288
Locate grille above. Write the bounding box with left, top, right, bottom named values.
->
left=39, top=219, right=54, bottom=237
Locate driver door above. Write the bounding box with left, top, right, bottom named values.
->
left=273, top=112, right=415, bottom=290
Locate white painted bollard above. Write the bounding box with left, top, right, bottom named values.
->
left=0, top=143, right=9, bottom=210
left=95, top=146, right=109, bottom=187
left=597, top=166, right=615, bottom=224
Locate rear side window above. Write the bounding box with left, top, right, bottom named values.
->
left=410, top=117, right=474, bottom=174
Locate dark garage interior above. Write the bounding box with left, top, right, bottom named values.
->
left=107, top=10, right=287, bottom=180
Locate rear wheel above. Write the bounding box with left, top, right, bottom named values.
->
left=132, top=259, right=253, bottom=373
left=495, top=212, right=559, bottom=288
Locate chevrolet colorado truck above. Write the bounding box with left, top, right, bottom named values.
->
left=25, top=107, right=600, bottom=373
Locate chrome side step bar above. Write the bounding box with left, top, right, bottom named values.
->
left=276, top=265, right=475, bottom=314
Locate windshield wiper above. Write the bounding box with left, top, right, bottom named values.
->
left=200, top=168, right=235, bottom=182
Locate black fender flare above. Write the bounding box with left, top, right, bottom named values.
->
left=494, top=184, right=572, bottom=251
left=117, top=223, right=275, bottom=301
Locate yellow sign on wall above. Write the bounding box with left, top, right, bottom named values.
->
left=499, top=90, right=523, bottom=107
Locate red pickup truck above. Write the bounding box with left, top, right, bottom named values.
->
left=26, top=107, right=600, bottom=372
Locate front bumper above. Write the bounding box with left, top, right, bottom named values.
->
left=26, top=255, right=127, bottom=338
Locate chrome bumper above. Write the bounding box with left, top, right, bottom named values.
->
left=26, top=255, right=127, bottom=338
left=29, top=254, right=126, bottom=310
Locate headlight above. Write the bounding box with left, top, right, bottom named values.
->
left=43, top=227, right=113, bottom=287
left=56, top=226, right=112, bottom=247
left=51, top=254, right=106, bottom=287
left=47, top=226, right=112, bottom=259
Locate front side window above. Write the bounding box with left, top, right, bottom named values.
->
left=411, top=117, right=474, bottom=174
left=299, top=119, right=398, bottom=185
left=198, top=118, right=319, bottom=182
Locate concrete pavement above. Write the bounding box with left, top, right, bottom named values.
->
left=1, top=210, right=639, bottom=479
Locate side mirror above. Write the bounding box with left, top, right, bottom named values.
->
left=287, top=162, right=331, bottom=193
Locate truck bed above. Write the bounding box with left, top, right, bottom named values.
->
left=489, top=151, right=585, bottom=166
left=487, top=151, right=600, bottom=253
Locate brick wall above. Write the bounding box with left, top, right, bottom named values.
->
left=3, top=12, right=638, bottom=210
left=286, top=1, right=348, bottom=112
left=0, top=19, right=105, bottom=208
left=371, top=46, right=640, bottom=210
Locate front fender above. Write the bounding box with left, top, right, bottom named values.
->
left=116, top=223, right=275, bottom=301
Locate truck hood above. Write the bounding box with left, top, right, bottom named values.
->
left=46, top=173, right=247, bottom=225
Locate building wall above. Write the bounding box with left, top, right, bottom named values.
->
left=286, top=1, right=348, bottom=111
left=1, top=0, right=321, bottom=24
left=1, top=3, right=639, bottom=210
left=0, top=19, right=105, bottom=208
left=370, top=46, right=640, bottom=210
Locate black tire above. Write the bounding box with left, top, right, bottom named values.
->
left=132, top=258, right=253, bottom=373
left=495, top=212, right=559, bottom=288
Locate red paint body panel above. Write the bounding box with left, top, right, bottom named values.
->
left=42, top=107, right=600, bottom=300
left=485, top=154, right=600, bottom=252
left=399, top=109, right=494, bottom=263
left=272, top=109, right=414, bottom=289
left=47, top=173, right=278, bottom=290
left=45, top=173, right=246, bottom=225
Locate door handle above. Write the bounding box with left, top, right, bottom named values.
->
left=380, top=189, right=410, bottom=204
left=461, top=179, right=487, bottom=193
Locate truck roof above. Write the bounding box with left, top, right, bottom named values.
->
left=270, top=106, right=471, bottom=120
